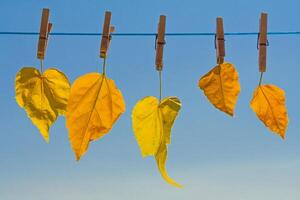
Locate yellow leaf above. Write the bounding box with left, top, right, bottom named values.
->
left=132, top=96, right=182, bottom=188
left=66, top=73, right=125, bottom=160
left=15, top=67, right=71, bottom=142
left=250, top=84, right=289, bottom=139
left=199, top=62, right=241, bottom=116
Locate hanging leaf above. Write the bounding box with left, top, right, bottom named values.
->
left=15, top=67, right=71, bottom=142
left=198, top=62, right=241, bottom=116
left=250, top=84, right=288, bottom=139
left=66, top=73, right=125, bottom=160
left=132, top=96, right=182, bottom=188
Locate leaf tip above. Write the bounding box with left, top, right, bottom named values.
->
left=44, top=136, right=50, bottom=143
left=75, top=154, right=82, bottom=161
left=279, top=133, right=286, bottom=140
left=227, top=111, right=234, bottom=117
left=173, top=182, right=184, bottom=188
left=41, top=132, right=50, bottom=143
left=40, top=129, right=50, bottom=143
left=222, top=109, right=234, bottom=117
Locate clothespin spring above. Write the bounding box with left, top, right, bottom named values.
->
left=155, top=34, right=166, bottom=50
left=214, top=34, right=225, bottom=49
left=257, top=33, right=269, bottom=50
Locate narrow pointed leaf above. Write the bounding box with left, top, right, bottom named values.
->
left=66, top=73, right=125, bottom=160
left=155, top=97, right=182, bottom=188
left=132, top=96, right=182, bottom=188
left=250, top=84, right=288, bottom=139
left=199, top=62, right=241, bottom=116
left=15, top=67, right=71, bottom=142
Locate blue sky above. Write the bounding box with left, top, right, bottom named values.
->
left=1, top=0, right=300, bottom=199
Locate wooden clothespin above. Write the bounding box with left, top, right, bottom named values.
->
left=37, top=8, right=52, bottom=60
left=100, top=11, right=115, bottom=59
left=155, top=15, right=166, bottom=71
left=216, top=17, right=225, bottom=64
left=258, top=13, right=268, bottom=72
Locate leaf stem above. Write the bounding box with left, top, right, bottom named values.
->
left=159, top=70, right=162, bottom=102
left=258, top=72, right=264, bottom=86
left=102, top=57, right=107, bottom=75
left=40, top=59, right=44, bottom=73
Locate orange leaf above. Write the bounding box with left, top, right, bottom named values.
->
left=250, top=84, right=289, bottom=139
left=199, top=62, right=241, bottom=116
left=66, top=73, right=125, bottom=160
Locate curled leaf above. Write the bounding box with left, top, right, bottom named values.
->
left=66, top=73, right=125, bottom=160
left=250, top=84, right=288, bottom=139
left=15, top=67, right=71, bottom=142
left=132, top=96, right=182, bottom=188
left=199, top=62, right=241, bottom=116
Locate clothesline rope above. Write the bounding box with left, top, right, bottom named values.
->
left=1, top=31, right=300, bottom=36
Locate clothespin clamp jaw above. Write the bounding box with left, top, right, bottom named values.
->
left=100, top=11, right=115, bottom=59
left=155, top=15, right=166, bottom=71
left=37, top=8, right=52, bottom=60
left=258, top=12, right=268, bottom=72
left=215, top=17, right=225, bottom=65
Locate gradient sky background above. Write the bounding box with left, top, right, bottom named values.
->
left=1, top=0, right=300, bottom=199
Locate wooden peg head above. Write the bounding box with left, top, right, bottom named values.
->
left=100, top=11, right=114, bottom=59
left=37, top=8, right=52, bottom=60
left=155, top=15, right=166, bottom=71
left=216, top=17, right=225, bottom=64
left=258, top=13, right=268, bottom=72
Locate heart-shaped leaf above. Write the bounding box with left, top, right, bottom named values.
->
left=66, top=73, right=125, bottom=160
left=15, top=67, right=71, bottom=142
